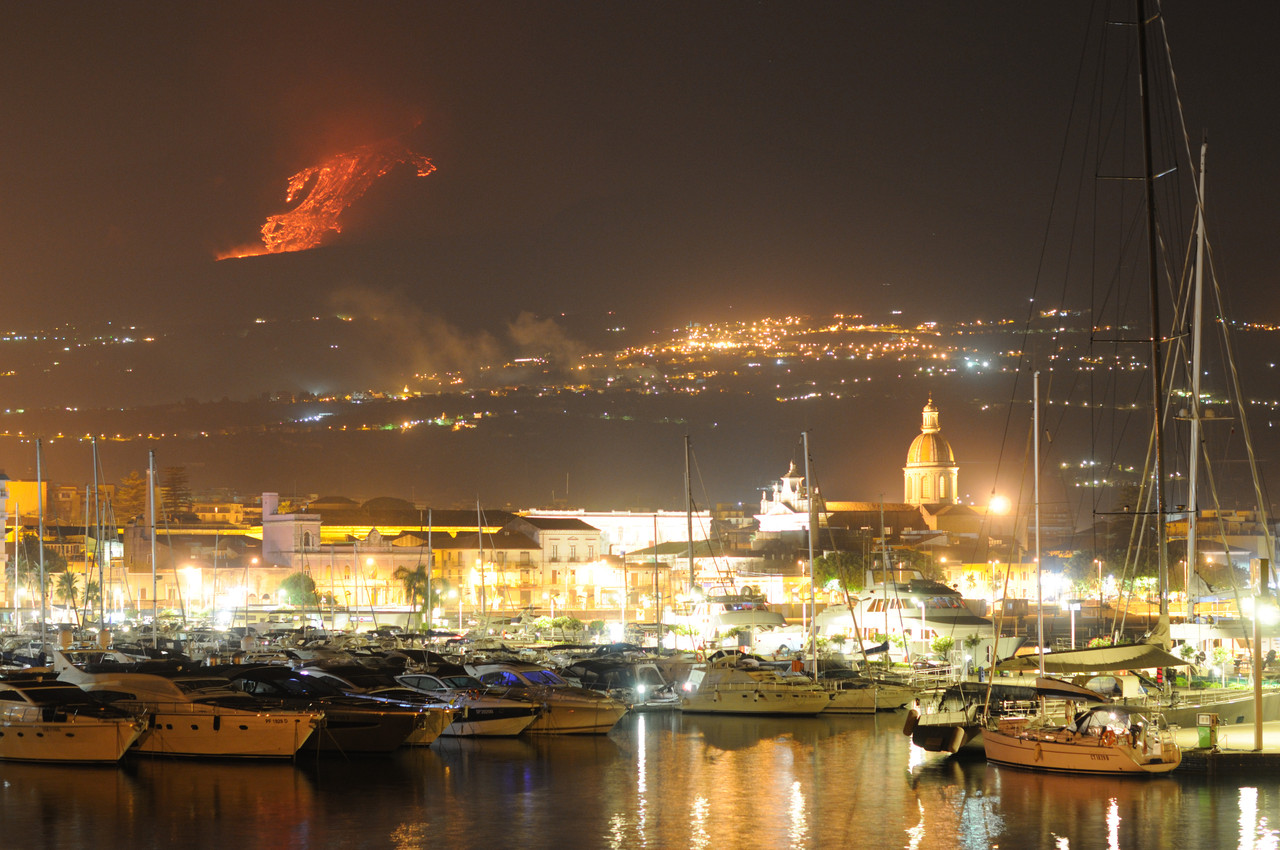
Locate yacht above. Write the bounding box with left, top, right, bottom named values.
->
left=465, top=661, right=628, bottom=734
left=818, top=666, right=917, bottom=714
left=396, top=663, right=541, bottom=737
left=52, top=651, right=322, bottom=758
left=224, top=665, right=442, bottom=753
left=0, top=674, right=146, bottom=762
left=679, top=652, right=830, bottom=716
left=983, top=702, right=1181, bottom=775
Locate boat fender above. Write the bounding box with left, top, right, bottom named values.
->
left=903, top=708, right=920, bottom=736
left=947, top=726, right=965, bottom=754
left=1034, top=743, right=1043, bottom=762
left=1102, top=729, right=1117, bottom=746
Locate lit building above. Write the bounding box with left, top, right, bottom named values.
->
left=903, top=396, right=959, bottom=506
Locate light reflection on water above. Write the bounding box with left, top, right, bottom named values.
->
left=0, top=713, right=1278, bottom=849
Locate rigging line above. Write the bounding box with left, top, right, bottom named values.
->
left=1206, top=263, right=1277, bottom=569
left=687, top=446, right=729, bottom=581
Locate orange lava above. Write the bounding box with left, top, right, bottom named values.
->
left=217, top=138, right=435, bottom=260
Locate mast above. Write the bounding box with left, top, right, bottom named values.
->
left=804, top=431, right=817, bottom=677
left=1034, top=371, right=1044, bottom=675
left=148, top=452, right=158, bottom=647
left=476, top=498, right=485, bottom=623
left=685, top=435, right=695, bottom=593
left=879, top=498, right=891, bottom=643
left=1185, top=139, right=1207, bottom=621
left=36, top=439, right=46, bottom=654
left=426, top=509, right=433, bottom=630
left=1136, top=0, right=1170, bottom=617
left=92, top=437, right=105, bottom=630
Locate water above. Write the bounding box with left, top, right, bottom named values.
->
left=4, top=711, right=1279, bottom=850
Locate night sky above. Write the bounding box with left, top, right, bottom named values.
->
left=4, top=2, right=1277, bottom=334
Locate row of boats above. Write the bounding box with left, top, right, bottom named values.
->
left=0, top=637, right=920, bottom=764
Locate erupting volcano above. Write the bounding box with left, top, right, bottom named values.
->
left=218, top=137, right=435, bottom=260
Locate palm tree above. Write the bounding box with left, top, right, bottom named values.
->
left=394, top=563, right=429, bottom=629
left=80, top=578, right=102, bottom=627
left=55, top=572, right=80, bottom=625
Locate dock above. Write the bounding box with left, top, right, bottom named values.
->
left=1174, top=720, right=1280, bottom=774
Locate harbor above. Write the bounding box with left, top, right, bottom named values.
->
left=3, top=708, right=1280, bottom=850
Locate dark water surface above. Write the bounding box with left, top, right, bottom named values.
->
left=4, top=712, right=1277, bottom=849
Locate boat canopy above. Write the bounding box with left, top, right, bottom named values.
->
left=996, top=643, right=1189, bottom=675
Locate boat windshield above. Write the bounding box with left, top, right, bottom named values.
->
left=174, top=679, right=237, bottom=695
left=441, top=675, right=483, bottom=689
left=522, top=670, right=566, bottom=687
left=0, top=684, right=94, bottom=706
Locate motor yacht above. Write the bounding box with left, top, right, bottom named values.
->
left=52, top=650, right=321, bottom=758
left=0, top=674, right=146, bottom=762
left=465, top=661, right=627, bottom=734
left=396, top=664, right=540, bottom=737
left=679, top=652, right=829, bottom=716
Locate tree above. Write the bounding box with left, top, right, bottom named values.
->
left=278, top=571, right=319, bottom=606
left=80, top=578, right=102, bottom=626
left=115, top=470, right=149, bottom=522
left=393, top=563, right=429, bottom=628
left=813, top=550, right=867, bottom=592
left=160, top=466, right=193, bottom=517
left=55, top=572, right=80, bottom=623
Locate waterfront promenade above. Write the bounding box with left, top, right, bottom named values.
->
left=1174, top=719, right=1280, bottom=774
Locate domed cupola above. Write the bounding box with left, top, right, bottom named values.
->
left=904, top=397, right=958, bottom=505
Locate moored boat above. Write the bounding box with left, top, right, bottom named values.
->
left=0, top=675, right=146, bottom=763
left=53, top=651, right=322, bottom=758
left=982, top=704, right=1181, bottom=775
left=466, top=661, right=628, bottom=734
left=679, top=653, right=829, bottom=716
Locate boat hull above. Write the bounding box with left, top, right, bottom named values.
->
left=440, top=703, right=538, bottom=737
left=134, top=705, right=318, bottom=758
left=982, top=728, right=1181, bottom=775
left=680, top=688, right=830, bottom=716
left=0, top=716, right=145, bottom=763
left=526, top=700, right=628, bottom=734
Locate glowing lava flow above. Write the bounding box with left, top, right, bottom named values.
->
left=218, top=138, right=435, bottom=260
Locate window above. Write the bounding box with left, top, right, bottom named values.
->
left=587, top=545, right=594, bottom=560
left=520, top=551, right=531, bottom=564
left=569, top=545, right=577, bottom=561
left=550, top=545, right=559, bottom=561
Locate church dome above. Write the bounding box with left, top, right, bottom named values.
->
left=903, top=397, right=959, bottom=506
left=906, top=431, right=955, bottom=465
left=904, top=398, right=953, bottom=466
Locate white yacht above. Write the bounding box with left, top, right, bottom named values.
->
left=396, top=666, right=540, bottom=737
left=53, top=650, right=322, bottom=758
left=465, top=661, right=627, bottom=734
left=679, top=653, right=830, bottom=716
left=0, top=675, right=146, bottom=762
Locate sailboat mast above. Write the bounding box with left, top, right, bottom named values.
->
left=93, top=437, right=105, bottom=630
left=685, top=435, right=694, bottom=593
left=36, top=439, right=46, bottom=653
left=148, top=452, right=158, bottom=647
left=426, top=509, right=433, bottom=630
left=1136, top=0, right=1170, bottom=615
left=1186, top=140, right=1207, bottom=620
left=1034, top=371, right=1044, bottom=676
left=476, top=498, right=485, bottom=621
left=803, top=431, right=817, bottom=677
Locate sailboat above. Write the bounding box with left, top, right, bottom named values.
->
left=974, top=0, right=1210, bottom=774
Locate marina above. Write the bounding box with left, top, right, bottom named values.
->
left=5, top=710, right=1280, bottom=849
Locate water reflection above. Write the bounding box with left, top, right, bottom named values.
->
left=1, top=715, right=1280, bottom=848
